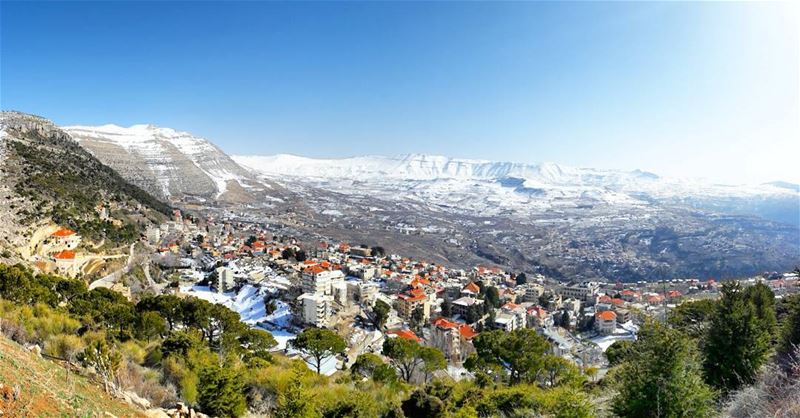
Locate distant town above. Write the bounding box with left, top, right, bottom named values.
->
left=27, top=206, right=800, bottom=378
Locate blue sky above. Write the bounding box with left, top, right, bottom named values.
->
left=2, top=1, right=798, bottom=184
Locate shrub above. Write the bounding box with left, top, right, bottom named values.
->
left=44, top=334, right=85, bottom=361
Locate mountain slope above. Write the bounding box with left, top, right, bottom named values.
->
left=235, top=153, right=800, bottom=281
left=234, top=153, right=800, bottom=224
left=0, top=111, right=169, bottom=260
left=0, top=336, right=145, bottom=416
left=64, top=123, right=265, bottom=203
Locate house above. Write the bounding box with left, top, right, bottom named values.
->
left=461, top=282, right=481, bottom=297
left=493, top=313, right=517, bottom=332
left=451, top=296, right=484, bottom=319
left=50, top=227, right=81, bottom=250
left=620, top=289, right=640, bottom=302
left=397, top=287, right=431, bottom=321
left=527, top=305, right=550, bottom=328
left=430, top=318, right=478, bottom=362
left=500, top=302, right=526, bottom=330
left=53, top=250, right=77, bottom=275
left=615, top=308, right=631, bottom=323
left=595, top=310, right=617, bottom=335
left=298, top=293, right=332, bottom=327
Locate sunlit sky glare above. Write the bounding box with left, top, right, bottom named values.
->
left=2, top=1, right=798, bottom=184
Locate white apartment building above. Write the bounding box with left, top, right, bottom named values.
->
left=301, top=266, right=345, bottom=295
left=298, top=293, right=333, bottom=327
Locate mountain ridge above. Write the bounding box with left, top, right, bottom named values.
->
left=63, top=123, right=265, bottom=203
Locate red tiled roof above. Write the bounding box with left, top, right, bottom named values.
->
left=388, top=329, right=421, bottom=342
left=52, top=228, right=76, bottom=237
left=463, top=282, right=480, bottom=294
left=433, top=318, right=458, bottom=329
left=53, top=250, right=75, bottom=260
left=459, top=324, right=478, bottom=339
left=596, top=311, right=617, bottom=321
left=304, top=265, right=326, bottom=275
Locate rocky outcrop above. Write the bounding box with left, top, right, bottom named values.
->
left=64, top=124, right=266, bottom=203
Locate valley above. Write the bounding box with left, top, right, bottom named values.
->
left=19, top=117, right=796, bottom=282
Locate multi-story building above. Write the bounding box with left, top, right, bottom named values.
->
left=301, top=265, right=344, bottom=295
left=212, top=266, right=235, bottom=293
left=298, top=293, right=333, bottom=327
left=430, top=318, right=478, bottom=363
left=493, top=313, right=517, bottom=332
left=500, top=302, right=527, bottom=330
left=396, top=287, right=430, bottom=321
left=559, top=282, right=599, bottom=302
left=451, top=296, right=484, bottom=319
left=523, top=283, right=545, bottom=302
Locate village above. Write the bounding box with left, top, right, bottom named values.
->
left=27, top=207, right=800, bottom=378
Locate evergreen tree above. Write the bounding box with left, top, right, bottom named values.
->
left=744, top=282, right=777, bottom=338
left=515, top=272, right=528, bottom=286
left=703, top=281, right=771, bottom=393
left=613, top=321, right=715, bottom=417
left=485, top=286, right=500, bottom=308
left=466, top=328, right=550, bottom=385
left=198, top=362, right=246, bottom=417
left=368, top=299, right=390, bottom=330
left=289, top=328, right=346, bottom=374
left=779, top=299, right=800, bottom=360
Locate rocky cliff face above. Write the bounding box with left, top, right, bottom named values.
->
left=0, top=111, right=169, bottom=259
left=64, top=124, right=265, bottom=203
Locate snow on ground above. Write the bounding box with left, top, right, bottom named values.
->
left=589, top=327, right=638, bottom=352
left=181, top=282, right=346, bottom=375
left=180, top=284, right=284, bottom=325
left=257, top=327, right=296, bottom=351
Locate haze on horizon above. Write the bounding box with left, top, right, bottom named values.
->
left=1, top=1, right=798, bottom=185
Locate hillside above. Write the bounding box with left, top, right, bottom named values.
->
left=63, top=124, right=270, bottom=204
left=0, top=335, right=144, bottom=416
left=0, top=111, right=170, bottom=265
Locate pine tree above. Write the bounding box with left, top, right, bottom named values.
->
left=703, top=281, right=771, bottom=393
left=613, top=321, right=715, bottom=417
left=779, top=300, right=800, bottom=360
left=197, top=362, right=246, bottom=417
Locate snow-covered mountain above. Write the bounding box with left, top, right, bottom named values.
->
left=64, top=124, right=262, bottom=202
left=234, top=153, right=800, bottom=225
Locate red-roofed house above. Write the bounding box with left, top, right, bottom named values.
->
left=462, top=282, right=480, bottom=296
left=50, top=227, right=80, bottom=249
left=397, top=287, right=431, bottom=321
left=430, top=317, right=478, bottom=362
left=302, top=265, right=344, bottom=295
left=53, top=250, right=77, bottom=275
left=595, top=310, right=617, bottom=335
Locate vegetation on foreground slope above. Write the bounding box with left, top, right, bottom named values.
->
left=0, top=263, right=799, bottom=417
left=0, top=334, right=144, bottom=416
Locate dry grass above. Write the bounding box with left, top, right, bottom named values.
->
left=0, top=335, right=145, bottom=417
left=724, top=351, right=800, bottom=418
